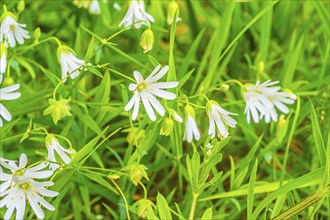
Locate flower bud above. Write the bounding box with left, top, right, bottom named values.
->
left=33, top=28, right=41, bottom=42
left=167, top=1, right=179, bottom=25
left=43, top=98, right=72, bottom=125
left=108, top=174, right=120, bottom=180
left=2, top=77, right=15, bottom=86
left=184, top=104, right=196, bottom=119
left=220, top=83, right=229, bottom=91
left=258, top=60, right=264, bottom=73
left=137, top=199, right=155, bottom=218
left=17, top=0, right=25, bottom=12
left=140, top=28, right=154, bottom=53
left=159, top=117, right=174, bottom=136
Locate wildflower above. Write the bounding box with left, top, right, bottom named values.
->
left=167, top=1, right=181, bottom=25
left=159, top=117, right=174, bottom=136
left=0, top=153, right=53, bottom=193
left=0, top=9, right=30, bottom=48
left=0, top=43, right=7, bottom=81
left=73, top=0, right=106, bottom=14
left=45, top=134, right=74, bottom=171
left=0, top=83, right=21, bottom=127
left=124, top=65, right=178, bottom=121
left=0, top=154, right=57, bottom=220
left=183, top=104, right=200, bottom=143
left=119, top=0, right=154, bottom=29
left=243, top=80, right=297, bottom=123
left=57, top=45, right=88, bottom=82
left=43, top=98, right=72, bottom=125
left=206, top=100, right=237, bottom=138
left=140, top=28, right=154, bottom=53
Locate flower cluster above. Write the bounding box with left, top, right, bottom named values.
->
left=0, top=154, right=58, bottom=220
left=244, top=80, right=297, bottom=124
left=0, top=132, right=74, bottom=219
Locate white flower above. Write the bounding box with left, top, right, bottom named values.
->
left=57, top=45, right=88, bottom=82
left=0, top=83, right=21, bottom=127
left=0, top=43, right=7, bottom=80
left=183, top=105, right=200, bottom=143
left=124, top=65, right=178, bottom=121
left=119, top=0, right=154, bottom=29
left=89, top=0, right=102, bottom=14
left=244, top=80, right=297, bottom=124
left=0, top=154, right=57, bottom=219
left=45, top=134, right=74, bottom=171
left=0, top=13, right=30, bottom=48
left=206, top=100, right=237, bottom=138
left=0, top=153, right=53, bottom=193
left=0, top=176, right=58, bottom=220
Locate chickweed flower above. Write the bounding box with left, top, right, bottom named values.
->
left=0, top=82, right=21, bottom=127
left=0, top=153, right=53, bottom=193
left=119, top=0, right=154, bottom=29
left=45, top=134, right=74, bottom=171
left=43, top=98, right=72, bottom=125
left=57, top=45, right=88, bottom=82
left=167, top=1, right=181, bottom=25
left=140, top=28, right=154, bottom=53
left=206, top=100, right=237, bottom=139
left=124, top=65, right=178, bottom=121
left=243, top=80, right=297, bottom=124
left=0, top=8, right=30, bottom=48
left=183, top=104, right=200, bottom=143
left=0, top=154, right=58, bottom=220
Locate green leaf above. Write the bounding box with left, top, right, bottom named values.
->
left=310, top=101, right=326, bottom=166
left=247, top=159, right=258, bottom=219
left=157, top=192, right=172, bottom=220
left=201, top=206, right=213, bottom=220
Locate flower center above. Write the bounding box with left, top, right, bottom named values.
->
left=13, top=170, right=24, bottom=177
left=137, top=82, right=146, bottom=92
left=19, top=182, right=30, bottom=190
left=10, top=24, right=16, bottom=30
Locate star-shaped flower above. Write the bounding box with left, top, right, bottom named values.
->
left=124, top=65, right=178, bottom=121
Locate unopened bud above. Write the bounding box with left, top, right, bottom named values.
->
left=33, top=28, right=41, bottom=40
left=220, top=83, right=229, bottom=91
left=167, top=1, right=179, bottom=25
left=258, top=60, right=264, bottom=73
left=17, top=0, right=25, bottom=12
left=140, top=28, right=154, bottom=53
left=2, top=77, right=15, bottom=86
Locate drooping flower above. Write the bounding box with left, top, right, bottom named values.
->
left=119, top=0, right=154, bottom=29
left=57, top=45, right=87, bottom=82
left=140, top=28, right=154, bottom=53
left=0, top=154, right=57, bottom=220
left=0, top=43, right=7, bottom=81
left=0, top=10, right=30, bottom=48
left=206, top=100, right=237, bottom=138
left=124, top=65, right=178, bottom=121
left=73, top=0, right=106, bottom=14
left=167, top=1, right=181, bottom=25
left=45, top=134, right=74, bottom=171
left=0, top=83, right=21, bottom=127
left=183, top=104, right=200, bottom=143
left=243, top=80, right=297, bottom=124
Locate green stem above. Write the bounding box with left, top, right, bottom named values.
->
left=110, top=179, right=131, bottom=220
left=189, top=193, right=199, bottom=220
